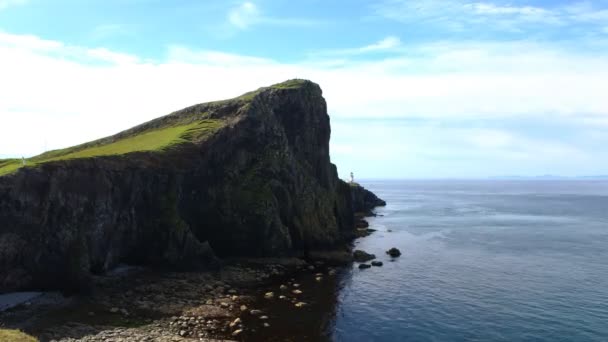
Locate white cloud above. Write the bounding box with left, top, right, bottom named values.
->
left=228, top=2, right=260, bottom=29
left=0, top=0, right=27, bottom=10
left=375, top=0, right=608, bottom=31
left=226, top=1, right=321, bottom=30
left=360, top=36, right=401, bottom=51
left=0, top=31, right=607, bottom=163
left=313, top=36, right=402, bottom=57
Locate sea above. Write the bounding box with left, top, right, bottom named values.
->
left=330, top=180, right=608, bottom=342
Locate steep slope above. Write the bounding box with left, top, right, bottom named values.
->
left=0, top=80, right=384, bottom=293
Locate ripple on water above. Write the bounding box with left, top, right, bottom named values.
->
left=331, top=180, right=608, bottom=342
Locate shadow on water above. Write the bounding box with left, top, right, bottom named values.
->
left=241, top=265, right=353, bottom=342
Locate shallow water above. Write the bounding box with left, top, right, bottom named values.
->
left=331, top=180, right=608, bottom=341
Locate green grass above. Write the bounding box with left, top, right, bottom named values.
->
left=0, top=159, right=23, bottom=177
left=235, top=79, right=310, bottom=101
left=0, top=119, right=223, bottom=177
left=0, top=329, right=38, bottom=342
left=270, top=79, right=309, bottom=89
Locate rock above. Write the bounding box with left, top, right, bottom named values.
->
left=109, top=307, right=119, bottom=313
left=315, top=277, right=323, bottom=282
left=371, top=261, right=383, bottom=267
left=293, top=283, right=300, bottom=288
left=353, top=250, right=376, bottom=262
left=386, top=248, right=402, bottom=257
left=263, top=323, right=270, bottom=328
left=232, top=329, right=243, bottom=336
left=229, top=318, right=241, bottom=328
left=259, top=315, right=269, bottom=320
left=292, top=289, right=303, bottom=295
left=295, top=302, right=307, bottom=308
left=279, top=295, right=286, bottom=300
left=358, top=264, right=371, bottom=269
left=219, top=302, right=229, bottom=309
left=0, top=79, right=386, bottom=293
left=279, top=285, right=288, bottom=291
left=250, top=309, right=262, bottom=316
left=264, top=292, right=274, bottom=299
left=350, top=183, right=387, bottom=215
left=240, top=305, right=248, bottom=312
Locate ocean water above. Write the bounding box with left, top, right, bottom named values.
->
left=331, top=180, right=608, bottom=342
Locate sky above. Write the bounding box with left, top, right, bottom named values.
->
left=0, top=0, right=607, bottom=178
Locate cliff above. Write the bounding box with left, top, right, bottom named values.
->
left=0, top=80, right=384, bottom=293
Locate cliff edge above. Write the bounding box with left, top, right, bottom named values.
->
left=0, top=80, right=384, bottom=293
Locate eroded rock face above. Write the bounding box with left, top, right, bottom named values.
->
left=0, top=80, right=384, bottom=293
left=350, top=183, right=386, bottom=215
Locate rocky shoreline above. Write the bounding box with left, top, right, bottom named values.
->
left=1, top=212, right=384, bottom=342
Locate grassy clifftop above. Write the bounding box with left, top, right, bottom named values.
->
left=0, top=79, right=314, bottom=177
left=0, top=120, right=223, bottom=176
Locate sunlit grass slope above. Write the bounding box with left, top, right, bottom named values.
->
left=0, top=119, right=223, bottom=177
left=0, top=329, right=38, bottom=342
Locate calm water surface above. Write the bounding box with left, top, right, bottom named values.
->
left=331, top=180, right=608, bottom=342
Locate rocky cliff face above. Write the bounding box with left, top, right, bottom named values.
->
left=0, top=80, right=384, bottom=293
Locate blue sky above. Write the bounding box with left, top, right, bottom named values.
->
left=0, top=0, right=607, bottom=178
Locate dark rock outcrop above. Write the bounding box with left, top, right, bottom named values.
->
left=0, top=80, right=384, bottom=293
left=350, top=183, right=386, bottom=215
left=353, top=250, right=376, bottom=262
left=386, top=248, right=402, bottom=257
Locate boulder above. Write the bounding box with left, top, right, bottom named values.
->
left=386, top=248, right=402, bottom=257
left=353, top=250, right=376, bottom=262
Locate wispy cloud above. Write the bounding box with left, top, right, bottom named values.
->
left=313, top=36, right=402, bottom=57
left=0, top=0, right=27, bottom=10
left=226, top=1, right=321, bottom=30
left=375, top=0, right=608, bottom=34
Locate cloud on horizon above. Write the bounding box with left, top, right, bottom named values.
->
left=0, top=28, right=607, bottom=177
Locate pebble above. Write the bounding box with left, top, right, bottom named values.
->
left=315, top=277, right=322, bottom=282
left=263, top=323, right=270, bottom=328
left=279, top=285, right=288, bottom=291
left=240, top=305, right=248, bottom=312
left=232, top=329, right=243, bottom=336
left=264, top=292, right=274, bottom=299
left=250, top=309, right=262, bottom=316
left=259, top=315, right=269, bottom=320
left=292, top=289, right=303, bottom=295
left=295, top=302, right=307, bottom=308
